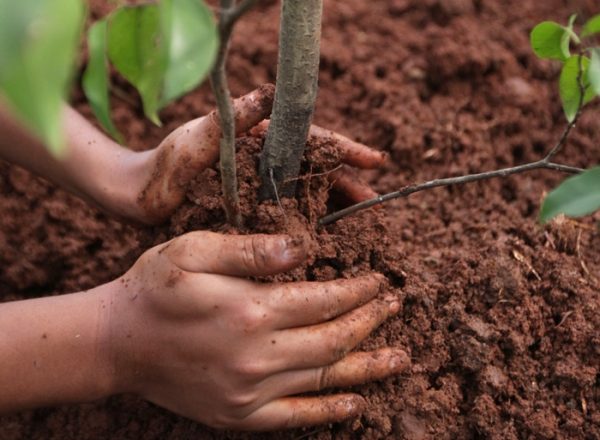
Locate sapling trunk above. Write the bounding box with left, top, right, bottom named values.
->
left=258, top=0, right=323, bottom=199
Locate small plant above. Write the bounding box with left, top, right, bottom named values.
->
left=530, top=14, right=600, bottom=222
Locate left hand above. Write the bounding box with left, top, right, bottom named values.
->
left=129, top=84, right=386, bottom=225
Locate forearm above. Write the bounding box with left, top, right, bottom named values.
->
left=0, top=284, right=117, bottom=413
left=0, top=103, right=150, bottom=220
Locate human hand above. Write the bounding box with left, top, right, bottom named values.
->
left=104, top=232, right=408, bottom=430
left=128, top=84, right=386, bottom=225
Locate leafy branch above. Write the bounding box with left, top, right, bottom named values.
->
left=321, top=13, right=600, bottom=226
left=210, top=0, right=258, bottom=227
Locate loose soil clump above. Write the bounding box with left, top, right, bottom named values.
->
left=1, top=0, right=599, bottom=439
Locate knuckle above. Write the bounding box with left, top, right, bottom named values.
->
left=322, top=334, right=349, bottom=363
left=182, top=230, right=215, bottom=248
left=222, top=389, right=259, bottom=409
left=322, top=287, right=343, bottom=321
left=317, top=365, right=335, bottom=391
left=236, top=306, right=267, bottom=334
left=231, top=356, right=268, bottom=380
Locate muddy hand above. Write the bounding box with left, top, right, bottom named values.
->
left=135, top=84, right=276, bottom=225
left=252, top=121, right=388, bottom=203
left=106, top=232, right=409, bottom=431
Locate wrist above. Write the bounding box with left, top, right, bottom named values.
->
left=57, top=107, right=155, bottom=223
left=87, top=146, right=154, bottom=223
left=96, top=275, right=149, bottom=397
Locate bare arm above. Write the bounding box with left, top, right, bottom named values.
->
left=0, top=284, right=114, bottom=412
left=0, top=103, right=151, bottom=221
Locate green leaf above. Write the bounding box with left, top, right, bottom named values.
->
left=540, top=167, right=600, bottom=222
left=83, top=20, right=123, bottom=142
left=589, top=48, right=600, bottom=96
left=107, top=4, right=166, bottom=125
left=159, top=0, right=218, bottom=106
left=0, top=2, right=38, bottom=73
left=582, top=14, right=600, bottom=37
left=530, top=21, right=570, bottom=61
left=0, top=0, right=84, bottom=155
left=559, top=55, right=595, bottom=122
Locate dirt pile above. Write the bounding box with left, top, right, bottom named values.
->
left=1, top=0, right=598, bottom=439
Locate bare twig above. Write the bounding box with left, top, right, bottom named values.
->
left=225, top=0, right=258, bottom=26
left=210, top=0, right=258, bottom=227
left=270, top=168, right=286, bottom=219
left=319, top=55, right=589, bottom=226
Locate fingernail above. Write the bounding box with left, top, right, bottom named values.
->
left=388, top=301, right=400, bottom=315
left=281, top=236, right=306, bottom=263
left=372, top=272, right=386, bottom=283
left=389, top=350, right=410, bottom=372
left=344, top=395, right=366, bottom=414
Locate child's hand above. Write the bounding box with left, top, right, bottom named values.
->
left=105, top=231, right=408, bottom=430
left=130, top=84, right=386, bottom=224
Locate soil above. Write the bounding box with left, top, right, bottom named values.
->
left=1, top=0, right=599, bottom=439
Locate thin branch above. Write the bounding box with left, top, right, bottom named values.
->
left=225, top=0, right=259, bottom=27
left=545, top=53, right=586, bottom=160
left=209, top=0, right=258, bottom=227
left=270, top=168, right=286, bottom=219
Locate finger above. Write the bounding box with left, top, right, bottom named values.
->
left=329, top=166, right=379, bottom=203
left=274, top=298, right=399, bottom=370
left=266, top=274, right=385, bottom=328
left=309, top=125, right=387, bottom=169
left=249, top=121, right=387, bottom=169
left=177, top=84, right=275, bottom=167
left=268, top=348, right=410, bottom=398
left=231, top=394, right=366, bottom=431
left=165, top=231, right=307, bottom=277
left=201, top=83, right=275, bottom=142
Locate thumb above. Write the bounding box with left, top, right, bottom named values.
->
left=138, top=85, right=276, bottom=225
left=167, top=231, right=307, bottom=277
left=198, top=83, right=275, bottom=144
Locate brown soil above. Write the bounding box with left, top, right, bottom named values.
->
left=1, top=0, right=599, bottom=439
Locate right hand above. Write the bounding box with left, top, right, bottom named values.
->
left=104, top=231, right=409, bottom=431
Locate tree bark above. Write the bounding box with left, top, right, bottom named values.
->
left=258, top=0, right=323, bottom=199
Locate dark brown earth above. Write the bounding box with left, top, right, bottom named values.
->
left=1, top=0, right=600, bottom=438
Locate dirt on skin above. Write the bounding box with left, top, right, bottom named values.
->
left=1, top=0, right=599, bottom=439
